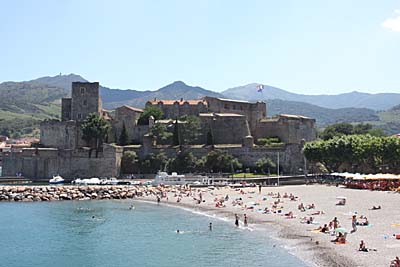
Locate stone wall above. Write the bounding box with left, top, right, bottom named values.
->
left=129, top=143, right=305, bottom=175
left=203, top=97, right=266, bottom=133
left=40, top=120, right=78, bottom=149
left=112, top=106, right=145, bottom=144
left=199, top=113, right=251, bottom=144
left=1, top=144, right=123, bottom=180
left=255, top=115, right=316, bottom=144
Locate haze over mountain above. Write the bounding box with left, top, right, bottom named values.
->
left=1, top=73, right=399, bottom=137
left=223, top=83, right=400, bottom=111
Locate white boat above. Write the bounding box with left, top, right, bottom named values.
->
left=100, top=178, right=118, bottom=185
left=152, top=171, right=210, bottom=186
left=72, top=177, right=101, bottom=185
left=152, top=171, right=187, bottom=186
left=49, top=175, right=65, bottom=184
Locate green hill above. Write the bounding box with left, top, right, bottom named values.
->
left=267, top=99, right=379, bottom=127
left=0, top=74, right=398, bottom=138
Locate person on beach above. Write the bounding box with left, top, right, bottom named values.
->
left=390, top=256, right=400, bottom=267
left=244, top=214, right=248, bottom=226
left=371, top=205, right=381, bottom=210
left=157, top=195, right=161, bottom=204
left=351, top=215, right=357, bottom=233
left=209, top=222, right=212, bottom=231
left=332, top=232, right=346, bottom=244
left=333, top=217, right=339, bottom=229
left=235, top=214, right=239, bottom=227
left=258, top=184, right=262, bottom=194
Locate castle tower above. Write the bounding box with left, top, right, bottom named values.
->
left=71, top=82, right=102, bottom=122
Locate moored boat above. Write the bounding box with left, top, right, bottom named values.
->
left=49, top=175, right=65, bottom=184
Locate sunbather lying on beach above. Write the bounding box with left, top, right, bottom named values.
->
left=285, top=211, right=295, bottom=218
left=370, top=205, right=381, bottom=210
left=310, top=210, right=325, bottom=215
left=314, top=224, right=329, bottom=233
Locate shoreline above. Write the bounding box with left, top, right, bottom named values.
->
left=1, top=184, right=398, bottom=267
left=136, top=184, right=399, bottom=267
left=135, top=197, right=354, bottom=267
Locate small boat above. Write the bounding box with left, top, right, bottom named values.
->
left=71, top=177, right=101, bottom=185
left=100, top=178, right=118, bottom=185
left=152, top=171, right=209, bottom=186
left=49, top=175, right=65, bottom=184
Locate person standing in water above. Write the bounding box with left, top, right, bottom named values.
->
left=244, top=214, right=248, bottom=227
left=209, top=222, right=212, bottom=231
left=235, top=214, right=239, bottom=227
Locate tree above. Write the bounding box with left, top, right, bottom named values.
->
left=137, top=106, right=164, bottom=125
left=256, top=157, right=276, bottom=174
left=206, top=128, right=214, bottom=146
left=118, top=122, right=129, bottom=146
left=167, top=152, right=198, bottom=173
left=180, top=115, right=201, bottom=145
left=320, top=123, right=386, bottom=141
left=81, top=113, right=111, bottom=158
left=138, top=152, right=168, bottom=173
left=303, top=134, right=400, bottom=173
left=320, top=123, right=354, bottom=140
left=150, top=123, right=172, bottom=144
left=172, top=119, right=180, bottom=146
left=121, top=151, right=138, bottom=174
left=203, top=150, right=242, bottom=173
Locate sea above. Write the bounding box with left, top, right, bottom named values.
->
left=0, top=200, right=308, bottom=267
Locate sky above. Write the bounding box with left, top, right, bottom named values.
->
left=1, top=0, right=400, bottom=94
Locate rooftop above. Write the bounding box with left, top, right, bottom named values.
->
left=119, top=105, right=144, bottom=113
left=199, top=113, right=245, bottom=117
left=147, top=99, right=207, bottom=105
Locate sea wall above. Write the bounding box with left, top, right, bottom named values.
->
left=1, top=144, right=123, bottom=180
left=0, top=185, right=141, bottom=202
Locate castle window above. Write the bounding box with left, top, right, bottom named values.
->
left=77, top=113, right=82, bottom=119
left=80, top=87, right=86, bottom=95
left=83, top=100, right=87, bottom=106
left=233, top=105, right=236, bottom=110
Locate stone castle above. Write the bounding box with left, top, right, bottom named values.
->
left=2, top=82, right=316, bottom=179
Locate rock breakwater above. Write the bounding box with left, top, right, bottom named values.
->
left=0, top=186, right=143, bottom=202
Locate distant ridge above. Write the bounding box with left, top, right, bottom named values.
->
left=222, top=83, right=400, bottom=111
left=0, top=73, right=399, bottom=137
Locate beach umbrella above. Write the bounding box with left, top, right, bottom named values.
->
left=335, top=228, right=348, bottom=234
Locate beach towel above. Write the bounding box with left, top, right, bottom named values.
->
left=391, top=223, right=400, bottom=227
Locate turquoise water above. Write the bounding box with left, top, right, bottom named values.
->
left=0, top=200, right=307, bottom=267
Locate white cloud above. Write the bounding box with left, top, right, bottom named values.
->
left=382, top=10, right=400, bottom=32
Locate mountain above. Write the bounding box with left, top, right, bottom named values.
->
left=267, top=99, right=379, bottom=126
left=103, top=81, right=223, bottom=109
left=0, top=74, right=397, bottom=137
left=222, top=83, right=400, bottom=111
left=0, top=75, right=223, bottom=137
